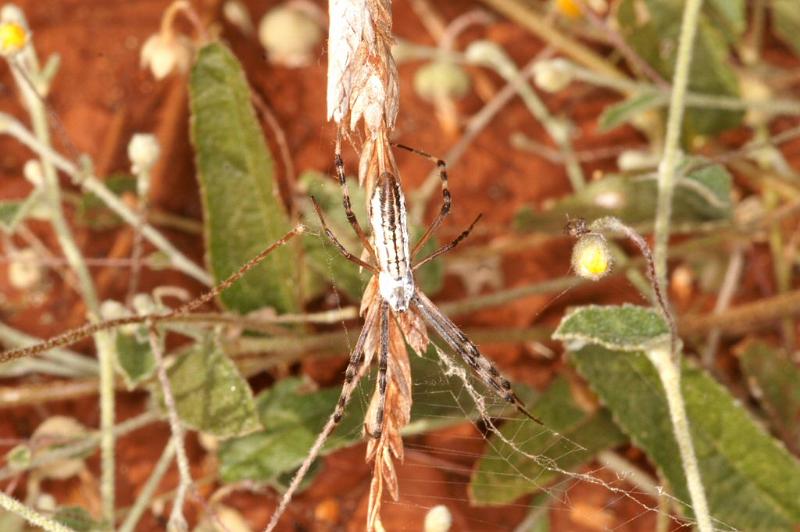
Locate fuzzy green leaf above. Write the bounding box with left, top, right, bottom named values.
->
left=167, top=339, right=260, bottom=438
left=469, top=377, right=626, bottom=505
left=616, top=0, right=742, bottom=139
left=773, top=0, right=800, bottom=56
left=514, top=161, right=732, bottom=233
left=114, top=329, right=155, bottom=389
left=554, top=304, right=670, bottom=352
left=218, top=346, right=498, bottom=484
left=739, top=341, right=800, bottom=453
left=299, top=171, right=371, bottom=302
left=53, top=506, right=101, bottom=532
left=190, top=42, right=298, bottom=314
left=598, top=91, right=663, bottom=131
left=570, top=345, right=800, bottom=530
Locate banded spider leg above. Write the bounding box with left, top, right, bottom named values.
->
left=265, top=143, right=540, bottom=531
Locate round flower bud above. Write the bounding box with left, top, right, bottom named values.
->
left=8, top=248, right=42, bottom=290
left=413, top=61, right=471, bottom=103
left=571, top=233, right=612, bottom=281
left=0, top=21, right=28, bottom=56
left=128, top=133, right=160, bottom=188
left=556, top=0, right=582, bottom=19
left=424, top=504, right=453, bottom=532
left=533, top=59, right=573, bottom=93
left=258, top=4, right=322, bottom=67
left=140, top=32, right=193, bottom=79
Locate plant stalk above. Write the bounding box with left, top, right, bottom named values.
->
left=0, top=491, right=75, bottom=532
left=645, top=347, right=712, bottom=532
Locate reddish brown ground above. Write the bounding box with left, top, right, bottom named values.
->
left=0, top=1, right=797, bottom=531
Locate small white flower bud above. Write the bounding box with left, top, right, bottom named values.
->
left=8, top=248, right=42, bottom=290
left=617, top=149, right=658, bottom=171
left=128, top=133, right=159, bottom=198
left=424, top=505, right=452, bottom=532
left=223, top=0, right=254, bottom=36
left=140, top=32, right=193, bottom=79
left=23, top=159, right=43, bottom=187
left=533, top=59, right=573, bottom=93
left=259, top=4, right=322, bottom=68
left=413, top=61, right=471, bottom=103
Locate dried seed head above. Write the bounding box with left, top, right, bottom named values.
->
left=327, top=0, right=398, bottom=136
left=259, top=4, right=323, bottom=67
left=31, top=416, right=88, bottom=480
left=0, top=20, right=27, bottom=55
left=571, top=233, right=612, bottom=280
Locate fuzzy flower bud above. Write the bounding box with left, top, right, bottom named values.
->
left=128, top=133, right=160, bottom=197
left=140, top=31, right=193, bottom=79
left=413, top=61, right=471, bottom=103
left=8, top=248, right=42, bottom=290
left=571, top=233, right=612, bottom=280
left=424, top=505, right=453, bottom=532
left=0, top=20, right=27, bottom=56
left=533, top=59, right=573, bottom=93
left=259, top=4, right=323, bottom=68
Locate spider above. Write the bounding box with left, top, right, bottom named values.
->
left=265, top=139, right=541, bottom=530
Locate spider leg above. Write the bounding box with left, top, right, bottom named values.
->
left=411, top=290, right=543, bottom=425
left=413, top=213, right=482, bottom=270
left=392, top=143, right=451, bottom=257
left=311, top=196, right=378, bottom=272
left=365, top=301, right=390, bottom=439
left=265, top=302, right=381, bottom=532
left=335, top=133, right=378, bottom=262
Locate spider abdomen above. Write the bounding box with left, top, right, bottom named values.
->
left=370, top=172, right=414, bottom=312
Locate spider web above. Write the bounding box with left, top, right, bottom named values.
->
left=300, top=237, right=737, bottom=532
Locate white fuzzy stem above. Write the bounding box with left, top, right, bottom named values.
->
left=0, top=491, right=74, bottom=532
left=646, top=347, right=712, bottom=532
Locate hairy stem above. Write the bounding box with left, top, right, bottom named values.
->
left=147, top=324, right=192, bottom=532
left=0, top=491, right=74, bottom=532
left=645, top=347, right=712, bottom=532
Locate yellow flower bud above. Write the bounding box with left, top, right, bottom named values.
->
left=556, top=0, right=582, bottom=18
left=572, top=233, right=612, bottom=280
left=0, top=21, right=28, bottom=55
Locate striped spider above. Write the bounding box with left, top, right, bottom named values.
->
left=266, top=139, right=541, bottom=530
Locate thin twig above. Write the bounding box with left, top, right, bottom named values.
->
left=147, top=323, right=192, bottom=532
left=118, top=441, right=176, bottom=532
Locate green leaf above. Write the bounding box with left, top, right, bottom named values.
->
left=469, top=377, right=626, bottom=505
left=705, top=0, right=746, bottom=39
left=218, top=346, right=497, bottom=484
left=514, top=161, right=732, bottom=233
left=114, top=329, right=155, bottom=389
left=569, top=345, right=800, bottom=530
left=299, top=171, right=371, bottom=302
left=190, top=42, right=298, bottom=314
left=615, top=0, right=742, bottom=139
left=773, top=0, right=800, bottom=56
left=739, top=341, right=800, bottom=453
left=53, top=506, right=102, bottom=532
left=167, top=338, right=260, bottom=438
left=554, top=304, right=670, bottom=352
left=598, top=91, right=663, bottom=131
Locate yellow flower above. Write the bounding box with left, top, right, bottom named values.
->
left=0, top=21, right=28, bottom=55
left=572, top=234, right=612, bottom=280
left=556, top=0, right=582, bottom=18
